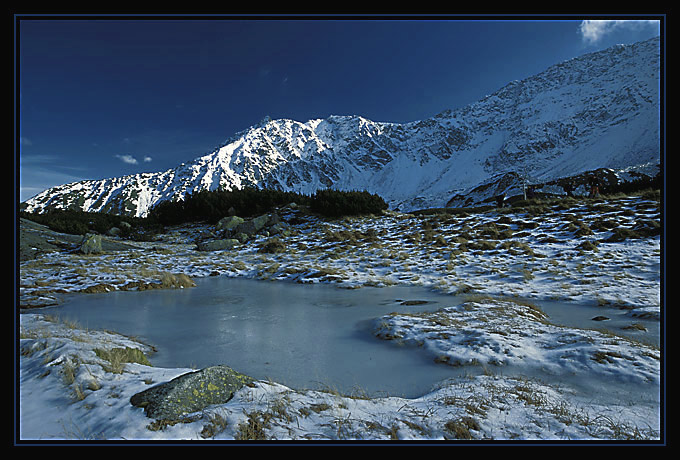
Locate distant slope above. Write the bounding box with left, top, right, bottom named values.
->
left=23, top=36, right=661, bottom=217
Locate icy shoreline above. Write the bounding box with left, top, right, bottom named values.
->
left=17, top=193, right=663, bottom=442
left=18, top=301, right=661, bottom=442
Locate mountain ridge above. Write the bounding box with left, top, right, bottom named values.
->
left=22, top=36, right=661, bottom=217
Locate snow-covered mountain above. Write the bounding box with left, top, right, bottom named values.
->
left=22, top=36, right=661, bottom=217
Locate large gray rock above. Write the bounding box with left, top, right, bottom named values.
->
left=196, top=239, right=240, bottom=252
left=80, top=233, right=103, bottom=254
left=268, top=222, right=291, bottom=236
left=266, top=213, right=281, bottom=227
left=216, top=216, right=244, bottom=232
left=130, top=365, right=254, bottom=420
left=231, top=214, right=270, bottom=237
left=234, top=232, right=250, bottom=244
left=251, top=214, right=270, bottom=231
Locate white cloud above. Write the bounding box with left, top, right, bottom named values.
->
left=115, top=154, right=152, bottom=165
left=578, top=20, right=660, bottom=44
left=116, top=154, right=139, bottom=165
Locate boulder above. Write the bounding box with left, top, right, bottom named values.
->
left=196, top=239, right=240, bottom=252
left=230, top=221, right=255, bottom=237
left=216, top=216, right=244, bottom=232
left=234, top=232, right=250, bottom=244
left=268, top=222, right=291, bottom=236
left=80, top=233, right=103, bottom=254
left=266, top=213, right=281, bottom=227
left=130, top=365, right=254, bottom=420
left=252, top=214, right=270, bottom=231
left=231, top=214, right=270, bottom=237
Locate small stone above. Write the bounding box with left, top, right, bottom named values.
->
left=591, top=315, right=610, bottom=321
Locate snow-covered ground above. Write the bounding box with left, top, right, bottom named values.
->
left=17, top=192, right=663, bottom=442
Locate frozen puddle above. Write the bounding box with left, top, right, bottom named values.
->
left=37, top=276, right=659, bottom=398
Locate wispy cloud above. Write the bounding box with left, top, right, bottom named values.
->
left=115, top=154, right=153, bottom=165
left=578, top=20, right=660, bottom=44
left=116, top=154, right=139, bottom=165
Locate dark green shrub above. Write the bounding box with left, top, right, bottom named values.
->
left=49, top=218, right=90, bottom=235
left=309, top=189, right=388, bottom=218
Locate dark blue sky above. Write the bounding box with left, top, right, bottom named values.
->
left=17, top=15, right=662, bottom=202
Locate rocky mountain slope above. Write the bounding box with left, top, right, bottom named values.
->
left=22, top=37, right=661, bottom=217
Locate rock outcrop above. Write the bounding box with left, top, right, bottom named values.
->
left=130, top=365, right=254, bottom=420
left=197, top=213, right=291, bottom=251
left=79, top=234, right=103, bottom=254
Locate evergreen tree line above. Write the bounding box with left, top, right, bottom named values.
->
left=147, top=187, right=388, bottom=225
left=308, top=188, right=389, bottom=218
left=20, top=188, right=389, bottom=236
left=147, top=188, right=308, bottom=225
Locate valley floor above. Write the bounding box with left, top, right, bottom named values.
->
left=17, top=192, right=663, bottom=443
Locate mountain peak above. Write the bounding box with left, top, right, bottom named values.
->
left=23, top=37, right=660, bottom=217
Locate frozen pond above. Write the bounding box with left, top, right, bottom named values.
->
left=41, top=277, right=469, bottom=397
left=35, top=276, right=660, bottom=398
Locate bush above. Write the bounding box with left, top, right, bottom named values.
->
left=309, top=189, right=388, bottom=218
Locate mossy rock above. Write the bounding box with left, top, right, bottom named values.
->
left=80, top=233, right=103, bottom=254
left=197, top=239, right=240, bottom=252
left=216, top=216, right=244, bottom=232
left=130, top=365, right=254, bottom=420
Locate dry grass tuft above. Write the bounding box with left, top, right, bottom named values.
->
left=94, top=347, right=152, bottom=374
